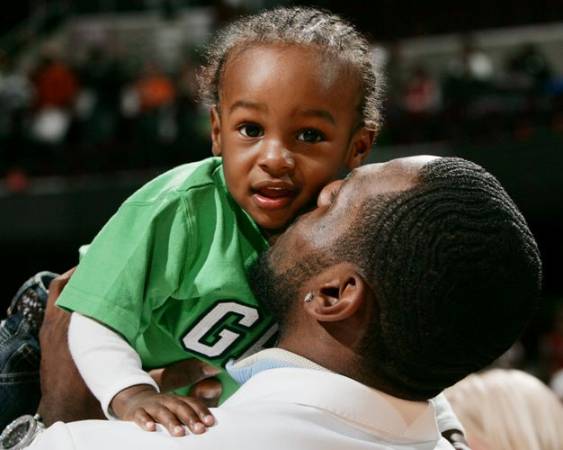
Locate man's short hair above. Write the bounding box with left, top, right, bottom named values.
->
left=337, top=157, right=542, bottom=399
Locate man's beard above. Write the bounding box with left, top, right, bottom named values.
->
left=248, top=251, right=299, bottom=325
left=248, top=250, right=333, bottom=327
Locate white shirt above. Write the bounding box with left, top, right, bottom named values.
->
left=30, top=349, right=454, bottom=450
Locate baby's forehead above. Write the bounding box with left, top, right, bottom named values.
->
left=227, top=42, right=354, bottom=71
left=220, top=43, right=361, bottom=97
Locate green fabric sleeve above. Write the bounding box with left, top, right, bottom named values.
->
left=56, top=196, right=191, bottom=345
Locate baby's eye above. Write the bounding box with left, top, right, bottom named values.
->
left=297, top=129, right=325, bottom=143
left=239, top=124, right=264, bottom=138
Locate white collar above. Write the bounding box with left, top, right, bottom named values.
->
left=227, top=348, right=326, bottom=383
left=226, top=349, right=440, bottom=444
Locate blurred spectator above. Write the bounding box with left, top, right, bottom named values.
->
left=4, top=167, right=30, bottom=193
left=73, top=45, right=129, bottom=172
left=0, top=51, right=33, bottom=173
left=0, top=52, right=33, bottom=131
left=383, top=41, right=407, bottom=108
left=135, top=61, right=175, bottom=112
left=0, top=13, right=561, bottom=176
left=176, top=59, right=198, bottom=112
left=541, top=303, right=563, bottom=376
left=30, top=47, right=78, bottom=110
left=174, top=58, right=211, bottom=163
left=403, top=65, right=441, bottom=114
left=400, top=64, right=441, bottom=143
left=506, top=43, right=553, bottom=91
left=26, top=46, right=79, bottom=172
left=448, top=35, right=494, bottom=82
left=446, top=369, right=563, bottom=450
left=377, top=41, right=404, bottom=145
left=77, top=45, right=126, bottom=122
left=29, top=107, right=70, bottom=146
left=442, top=36, right=497, bottom=142
left=128, top=61, right=177, bottom=168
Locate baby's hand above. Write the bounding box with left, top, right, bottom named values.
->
left=112, top=385, right=215, bottom=436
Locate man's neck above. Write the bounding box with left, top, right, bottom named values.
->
left=277, top=338, right=360, bottom=382
left=278, top=339, right=427, bottom=405
left=229, top=347, right=430, bottom=427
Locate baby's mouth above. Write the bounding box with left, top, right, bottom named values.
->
left=252, top=185, right=297, bottom=210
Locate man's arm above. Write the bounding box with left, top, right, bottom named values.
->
left=28, top=418, right=224, bottom=450
left=37, top=269, right=105, bottom=425
left=37, top=269, right=223, bottom=427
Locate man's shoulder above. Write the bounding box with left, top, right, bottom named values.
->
left=31, top=408, right=455, bottom=450
left=220, top=368, right=450, bottom=449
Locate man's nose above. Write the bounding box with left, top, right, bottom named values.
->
left=317, top=179, right=344, bottom=208
left=258, top=141, right=295, bottom=177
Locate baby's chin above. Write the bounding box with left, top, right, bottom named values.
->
left=252, top=210, right=296, bottom=236
left=246, top=194, right=312, bottom=236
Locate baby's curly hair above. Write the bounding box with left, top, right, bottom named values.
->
left=197, top=7, right=384, bottom=131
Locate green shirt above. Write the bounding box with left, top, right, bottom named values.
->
left=57, top=157, right=276, bottom=400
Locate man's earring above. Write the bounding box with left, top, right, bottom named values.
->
left=304, top=292, right=314, bottom=303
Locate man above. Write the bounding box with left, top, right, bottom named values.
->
left=27, top=155, right=541, bottom=450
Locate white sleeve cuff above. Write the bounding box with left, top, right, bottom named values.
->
left=68, top=313, right=159, bottom=419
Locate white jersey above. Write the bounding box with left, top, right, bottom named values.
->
left=30, top=362, right=454, bottom=450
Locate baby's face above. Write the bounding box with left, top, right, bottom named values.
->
left=211, top=44, right=373, bottom=232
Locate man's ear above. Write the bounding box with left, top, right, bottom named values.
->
left=304, top=266, right=369, bottom=323
left=346, top=126, right=376, bottom=170
left=210, top=105, right=222, bottom=156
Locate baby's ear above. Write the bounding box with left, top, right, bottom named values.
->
left=347, top=127, right=376, bottom=169
left=210, top=106, right=222, bottom=156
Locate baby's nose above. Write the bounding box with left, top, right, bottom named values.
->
left=258, top=143, right=295, bottom=177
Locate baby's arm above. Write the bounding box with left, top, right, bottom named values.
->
left=68, top=313, right=216, bottom=436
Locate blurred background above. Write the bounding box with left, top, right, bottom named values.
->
left=1, top=0, right=562, bottom=391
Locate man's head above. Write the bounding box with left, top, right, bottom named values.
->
left=249, top=156, right=542, bottom=400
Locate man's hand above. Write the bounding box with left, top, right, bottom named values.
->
left=189, top=378, right=223, bottom=408
left=111, top=385, right=216, bottom=436
left=37, top=267, right=105, bottom=425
